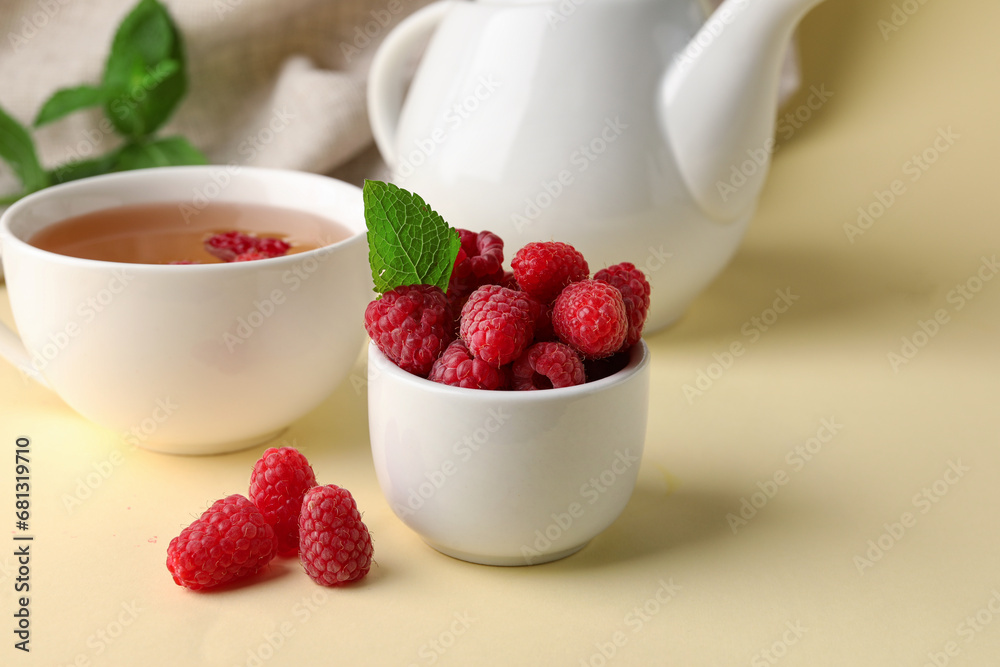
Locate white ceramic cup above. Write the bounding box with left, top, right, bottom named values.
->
left=0, top=167, right=371, bottom=455
left=368, top=340, right=650, bottom=566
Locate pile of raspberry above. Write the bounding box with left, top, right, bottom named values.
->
left=364, top=231, right=650, bottom=390
left=169, top=230, right=292, bottom=264
left=166, top=447, right=373, bottom=591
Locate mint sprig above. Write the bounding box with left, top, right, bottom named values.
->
left=0, top=0, right=205, bottom=203
left=363, top=180, right=461, bottom=294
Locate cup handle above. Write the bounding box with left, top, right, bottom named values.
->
left=367, top=0, right=457, bottom=168
left=0, top=311, right=48, bottom=387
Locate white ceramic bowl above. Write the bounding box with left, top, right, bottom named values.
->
left=0, top=167, right=371, bottom=455
left=368, top=340, right=650, bottom=566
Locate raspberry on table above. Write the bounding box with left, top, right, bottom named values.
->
left=459, top=285, right=536, bottom=368
left=429, top=339, right=509, bottom=390
left=512, top=342, right=585, bottom=390
left=595, top=262, right=650, bottom=348
left=166, top=494, right=277, bottom=591
left=299, top=485, right=374, bottom=586
left=552, top=279, right=628, bottom=359
left=365, top=284, right=454, bottom=377
left=249, top=447, right=317, bottom=557
left=511, top=241, right=589, bottom=303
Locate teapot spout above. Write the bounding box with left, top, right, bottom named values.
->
left=660, top=0, right=826, bottom=222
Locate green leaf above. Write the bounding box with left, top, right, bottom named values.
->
left=112, top=136, right=206, bottom=171
left=34, top=85, right=106, bottom=127
left=48, top=150, right=122, bottom=184
left=102, top=0, right=187, bottom=138
left=0, top=104, right=50, bottom=195
left=363, top=180, right=461, bottom=294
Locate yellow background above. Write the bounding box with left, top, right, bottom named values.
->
left=2, top=0, right=1000, bottom=664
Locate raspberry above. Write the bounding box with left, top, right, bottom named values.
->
left=166, top=495, right=277, bottom=591
left=429, top=340, right=508, bottom=390
left=299, top=485, right=373, bottom=586
left=249, top=447, right=318, bottom=557
left=365, top=285, right=454, bottom=377
left=511, top=241, right=589, bottom=303
left=525, top=294, right=555, bottom=342
left=595, top=263, right=650, bottom=348
left=552, top=280, right=628, bottom=358
left=255, top=237, right=292, bottom=258
left=459, top=285, right=536, bottom=368
left=233, top=250, right=269, bottom=262
left=205, top=231, right=257, bottom=261
left=512, top=342, right=585, bottom=390
left=205, top=231, right=291, bottom=262
left=447, top=230, right=505, bottom=314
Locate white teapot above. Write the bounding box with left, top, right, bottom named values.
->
left=368, top=0, right=826, bottom=331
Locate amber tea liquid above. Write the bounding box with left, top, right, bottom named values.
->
left=29, top=201, right=351, bottom=264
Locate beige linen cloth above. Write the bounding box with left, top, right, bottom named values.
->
left=0, top=0, right=796, bottom=195
left=0, top=0, right=439, bottom=198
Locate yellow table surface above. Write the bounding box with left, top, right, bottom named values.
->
left=3, top=1, right=1000, bottom=665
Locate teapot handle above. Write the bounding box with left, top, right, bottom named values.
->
left=367, top=1, right=457, bottom=168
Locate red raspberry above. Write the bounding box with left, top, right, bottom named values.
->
left=511, top=241, right=589, bottom=303
left=429, top=339, right=508, bottom=390
left=233, top=250, right=269, bottom=262
left=255, top=237, right=292, bottom=258
left=205, top=231, right=257, bottom=261
left=459, top=285, right=536, bottom=368
left=249, top=447, right=317, bottom=557
left=524, top=294, right=555, bottom=342
left=595, top=263, right=650, bottom=348
left=299, top=485, right=373, bottom=586
left=447, top=230, right=505, bottom=314
left=365, top=285, right=453, bottom=377
left=166, top=494, right=277, bottom=591
left=512, top=342, right=585, bottom=390
left=205, top=231, right=291, bottom=262
left=552, top=280, right=628, bottom=358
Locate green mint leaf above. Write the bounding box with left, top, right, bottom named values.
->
left=48, top=149, right=122, bottom=185
left=363, top=180, right=461, bottom=294
left=34, top=85, right=106, bottom=127
left=112, top=136, right=206, bottom=171
left=0, top=104, right=50, bottom=195
left=102, top=0, right=186, bottom=138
